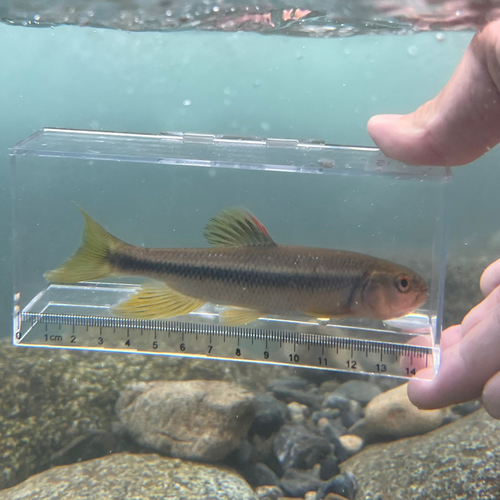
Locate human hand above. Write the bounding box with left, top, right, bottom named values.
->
left=368, top=20, right=500, bottom=167
left=407, top=259, right=500, bottom=418
left=367, top=20, right=500, bottom=418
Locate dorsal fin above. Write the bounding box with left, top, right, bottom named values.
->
left=203, top=207, right=276, bottom=247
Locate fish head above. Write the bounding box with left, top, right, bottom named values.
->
left=356, top=267, right=429, bottom=320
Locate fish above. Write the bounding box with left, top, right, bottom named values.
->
left=44, top=207, right=429, bottom=326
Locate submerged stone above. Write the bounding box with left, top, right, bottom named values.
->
left=0, top=453, right=258, bottom=500
left=342, top=409, right=500, bottom=499
left=330, top=381, right=382, bottom=406
left=248, top=393, right=288, bottom=439
left=349, top=383, right=450, bottom=442
left=273, top=424, right=333, bottom=470
left=116, top=380, right=255, bottom=461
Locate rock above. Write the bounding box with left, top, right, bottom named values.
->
left=0, top=339, right=288, bottom=490
left=342, top=409, right=500, bottom=499
left=48, top=431, right=119, bottom=467
left=317, top=417, right=342, bottom=441
left=324, top=495, right=350, bottom=500
left=240, top=462, right=280, bottom=488
left=116, top=380, right=255, bottom=461
left=279, top=469, right=322, bottom=498
left=322, top=394, right=350, bottom=412
left=249, top=393, right=289, bottom=439
left=312, top=408, right=341, bottom=423
left=338, top=435, right=363, bottom=456
left=288, top=401, right=309, bottom=424
left=244, top=433, right=281, bottom=471
left=331, top=381, right=382, bottom=406
left=340, top=400, right=362, bottom=428
left=451, top=399, right=481, bottom=417
left=305, top=491, right=318, bottom=500
left=349, top=383, right=450, bottom=442
left=268, top=377, right=323, bottom=408
left=320, top=380, right=341, bottom=393
left=268, top=377, right=310, bottom=392
left=319, top=456, right=341, bottom=480
left=316, top=472, right=358, bottom=500
left=274, top=424, right=333, bottom=470
left=330, top=437, right=350, bottom=463
left=255, top=485, right=284, bottom=500
left=0, top=453, right=258, bottom=499
left=271, top=388, right=323, bottom=409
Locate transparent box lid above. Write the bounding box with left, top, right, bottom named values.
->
left=9, top=128, right=450, bottom=379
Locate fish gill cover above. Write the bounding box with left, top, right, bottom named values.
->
left=0, top=0, right=499, bottom=36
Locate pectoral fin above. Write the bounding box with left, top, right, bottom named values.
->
left=220, top=307, right=263, bottom=326
left=112, top=283, right=205, bottom=319
left=303, top=311, right=347, bottom=324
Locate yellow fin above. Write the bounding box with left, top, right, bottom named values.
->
left=44, top=208, right=122, bottom=284
left=220, top=307, right=263, bottom=326
left=203, top=207, right=276, bottom=247
left=304, top=311, right=347, bottom=323
left=112, top=283, right=205, bottom=319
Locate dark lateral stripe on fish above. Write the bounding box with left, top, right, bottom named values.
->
left=110, top=251, right=366, bottom=291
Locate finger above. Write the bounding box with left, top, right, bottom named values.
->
left=483, top=371, right=500, bottom=419
left=402, top=325, right=463, bottom=374
left=480, top=259, right=500, bottom=296
left=368, top=21, right=500, bottom=166
left=462, top=285, right=500, bottom=334
left=408, top=303, right=500, bottom=408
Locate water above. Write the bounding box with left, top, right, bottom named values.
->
left=1, top=0, right=499, bottom=35
left=1, top=3, right=500, bottom=499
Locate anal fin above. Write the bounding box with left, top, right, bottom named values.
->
left=220, top=307, right=263, bottom=326
left=112, top=283, right=205, bottom=320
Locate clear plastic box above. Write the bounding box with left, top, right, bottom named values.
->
left=9, top=128, right=450, bottom=379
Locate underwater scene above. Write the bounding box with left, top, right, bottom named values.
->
left=2, top=1, right=500, bottom=499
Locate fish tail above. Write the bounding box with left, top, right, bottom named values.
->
left=44, top=209, right=122, bottom=283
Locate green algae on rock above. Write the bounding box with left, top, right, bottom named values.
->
left=0, top=453, right=258, bottom=500
left=342, top=409, right=500, bottom=500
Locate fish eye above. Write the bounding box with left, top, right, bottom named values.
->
left=396, top=275, right=411, bottom=293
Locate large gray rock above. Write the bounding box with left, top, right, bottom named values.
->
left=116, top=380, right=256, bottom=461
left=0, top=453, right=258, bottom=500
left=343, top=409, right=500, bottom=500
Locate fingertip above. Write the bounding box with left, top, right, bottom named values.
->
left=407, top=368, right=437, bottom=408
left=367, top=114, right=403, bottom=143
left=480, top=259, right=500, bottom=296
left=483, top=371, right=500, bottom=419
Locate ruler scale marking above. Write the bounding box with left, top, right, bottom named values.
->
left=16, top=312, right=436, bottom=379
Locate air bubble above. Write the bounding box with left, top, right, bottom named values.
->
left=183, top=99, right=192, bottom=106
left=408, top=45, right=418, bottom=56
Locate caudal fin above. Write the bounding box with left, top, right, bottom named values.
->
left=44, top=209, right=122, bottom=284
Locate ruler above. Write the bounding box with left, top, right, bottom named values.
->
left=15, top=284, right=438, bottom=380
